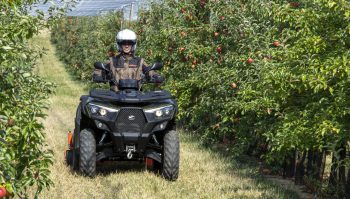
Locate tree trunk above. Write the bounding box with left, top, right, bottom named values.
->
left=329, top=152, right=338, bottom=187
left=317, top=150, right=326, bottom=181
left=283, top=150, right=296, bottom=178
left=339, top=144, right=346, bottom=186
left=313, top=150, right=323, bottom=180
left=338, top=143, right=347, bottom=198
left=306, top=150, right=313, bottom=176
left=295, top=151, right=306, bottom=185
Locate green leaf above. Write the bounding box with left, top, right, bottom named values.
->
left=1, top=46, right=13, bottom=50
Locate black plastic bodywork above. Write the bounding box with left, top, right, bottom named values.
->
left=73, top=88, right=177, bottom=162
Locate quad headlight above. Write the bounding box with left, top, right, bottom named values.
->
left=144, top=104, right=175, bottom=121
left=99, top=108, right=107, bottom=116
left=86, top=103, right=119, bottom=119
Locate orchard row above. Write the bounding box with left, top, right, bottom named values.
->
left=53, top=0, right=350, bottom=197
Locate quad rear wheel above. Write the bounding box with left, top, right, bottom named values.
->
left=65, top=150, right=73, bottom=166
left=162, top=130, right=180, bottom=181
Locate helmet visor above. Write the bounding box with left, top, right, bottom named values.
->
left=120, top=40, right=135, bottom=45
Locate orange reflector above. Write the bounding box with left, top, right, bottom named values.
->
left=146, top=158, right=154, bottom=167
left=68, top=131, right=73, bottom=148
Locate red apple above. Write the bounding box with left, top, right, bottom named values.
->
left=200, top=0, right=207, bottom=7
left=216, top=46, right=222, bottom=53
left=246, top=58, right=254, bottom=65
left=273, top=41, right=280, bottom=47
left=219, top=16, right=225, bottom=21
left=181, top=8, right=186, bottom=13
left=230, top=82, right=237, bottom=89
left=214, top=32, right=219, bottom=37
left=0, top=187, right=7, bottom=198
left=192, top=59, right=197, bottom=65
left=289, top=2, right=300, bottom=8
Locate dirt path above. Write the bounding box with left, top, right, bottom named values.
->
left=32, top=31, right=301, bottom=199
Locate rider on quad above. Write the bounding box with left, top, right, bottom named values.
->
left=94, top=29, right=163, bottom=91
left=66, top=29, right=180, bottom=181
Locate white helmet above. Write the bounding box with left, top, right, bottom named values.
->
left=116, top=29, right=137, bottom=52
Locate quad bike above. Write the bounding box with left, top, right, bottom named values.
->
left=65, top=62, right=179, bottom=181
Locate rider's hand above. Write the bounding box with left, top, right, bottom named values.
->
left=152, top=75, right=165, bottom=83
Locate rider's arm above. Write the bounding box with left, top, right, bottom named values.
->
left=102, top=60, right=115, bottom=86
left=93, top=60, right=111, bottom=83
left=141, top=60, right=157, bottom=77
left=141, top=61, right=164, bottom=83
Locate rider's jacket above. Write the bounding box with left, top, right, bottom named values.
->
left=107, top=53, right=156, bottom=91
left=110, top=54, right=146, bottom=81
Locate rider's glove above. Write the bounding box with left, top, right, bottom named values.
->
left=152, top=75, right=165, bottom=83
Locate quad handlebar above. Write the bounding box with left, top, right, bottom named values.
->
left=93, top=61, right=164, bottom=89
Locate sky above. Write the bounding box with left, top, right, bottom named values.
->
left=31, top=0, right=149, bottom=18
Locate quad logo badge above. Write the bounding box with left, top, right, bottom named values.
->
left=128, top=115, right=136, bottom=121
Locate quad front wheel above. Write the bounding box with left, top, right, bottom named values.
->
left=79, top=129, right=96, bottom=177
left=162, top=130, right=180, bottom=181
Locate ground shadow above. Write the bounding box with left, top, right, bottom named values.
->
left=95, top=160, right=161, bottom=177
left=182, top=132, right=302, bottom=199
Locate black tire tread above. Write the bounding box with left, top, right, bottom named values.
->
left=65, top=150, right=73, bottom=166
left=162, top=130, right=180, bottom=181
left=79, top=129, right=96, bottom=177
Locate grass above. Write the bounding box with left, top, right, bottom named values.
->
left=30, top=30, right=301, bottom=199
